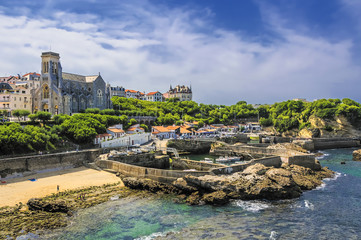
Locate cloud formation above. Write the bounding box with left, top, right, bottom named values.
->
left=0, top=0, right=360, bottom=104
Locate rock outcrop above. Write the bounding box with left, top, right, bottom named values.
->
left=27, top=198, right=70, bottom=213
left=122, top=163, right=334, bottom=206
left=353, top=149, right=361, bottom=161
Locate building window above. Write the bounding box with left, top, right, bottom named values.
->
left=97, top=89, right=103, bottom=106
left=43, top=85, right=50, bottom=99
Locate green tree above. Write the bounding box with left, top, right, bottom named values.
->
left=36, top=111, right=52, bottom=124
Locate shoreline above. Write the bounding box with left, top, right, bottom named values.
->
left=0, top=181, right=150, bottom=239
left=0, top=167, right=122, bottom=208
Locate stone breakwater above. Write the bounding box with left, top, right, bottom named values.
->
left=121, top=163, right=334, bottom=206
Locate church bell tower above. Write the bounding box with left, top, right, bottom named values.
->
left=38, top=52, right=63, bottom=114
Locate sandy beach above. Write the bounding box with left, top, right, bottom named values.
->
left=0, top=167, right=123, bottom=207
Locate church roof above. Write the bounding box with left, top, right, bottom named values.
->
left=62, top=73, right=100, bottom=83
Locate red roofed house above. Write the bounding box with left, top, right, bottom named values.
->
left=125, top=89, right=141, bottom=99
left=126, top=124, right=145, bottom=134
left=146, top=91, right=163, bottom=102
left=94, top=133, right=112, bottom=144
left=152, top=125, right=180, bottom=139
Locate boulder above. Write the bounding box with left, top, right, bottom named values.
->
left=202, top=191, right=229, bottom=205
left=353, top=149, right=361, bottom=161
left=27, top=198, right=69, bottom=213
left=121, top=177, right=179, bottom=194
left=186, top=191, right=202, bottom=205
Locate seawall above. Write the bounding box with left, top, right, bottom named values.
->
left=96, top=159, right=210, bottom=183
left=293, top=137, right=360, bottom=151
left=0, top=149, right=101, bottom=179
left=109, top=153, right=170, bottom=169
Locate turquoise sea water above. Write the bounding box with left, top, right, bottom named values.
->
left=40, top=148, right=361, bottom=240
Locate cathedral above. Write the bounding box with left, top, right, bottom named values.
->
left=34, top=52, right=110, bottom=115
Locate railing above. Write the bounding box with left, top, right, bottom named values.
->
left=153, top=146, right=179, bottom=158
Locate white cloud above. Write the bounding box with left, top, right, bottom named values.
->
left=0, top=0, right=360, bottom=104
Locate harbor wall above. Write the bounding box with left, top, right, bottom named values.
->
left=210, top=156, right=282, bottom=175
left=210, top=144, right=305, bottom=158
left=109, top=153, right=169, bottom=169
left=167, top=139, right=213, bottom=154
left=312, top=138, right=360, bottom=150
left=96, top=160, right=210, bottom=183
left=0, top=149, right=101, bottom=179
left=172, top=158, right=225, bottom=171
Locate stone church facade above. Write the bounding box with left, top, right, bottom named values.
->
left=34, top=52, right=110, bottom=115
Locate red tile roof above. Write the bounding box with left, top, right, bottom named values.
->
left=147, top=91, right=159, bottom=96
left=125, top=89, right=139, bottom=93
left=22, top=72, right=40, bottom=77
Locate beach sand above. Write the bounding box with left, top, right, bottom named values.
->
left=0, top=167, right=123, bottom=207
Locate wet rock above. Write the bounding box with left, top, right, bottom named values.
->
left=186, top=192, right=202, bottom=205
left=27, top=198, right=69, bottom=213
left=121, top=177, right=179, bottom=194
left=202, top=191, right=229, bottom=205
left=352, top=149, right=361, bottom=161
left=172, top=178, right=198, bottom=193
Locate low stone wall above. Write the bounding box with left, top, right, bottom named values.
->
left=210, top=156, right=282, bottom=175
left=0, top=149, right=101, bottom=179
left=220, top=134, right=248, bottom=144
left=211, top=144, right=305, bottom=158
left=110, top=153, right=169, bottom=169
left=96, top=160, right=210, bottom=183
left=167, top=140, right=212, bottom=154
left=172, top=158, right=225, bottom=171
left=288, top=154, right=321, bottom=170
left=312, top=138, right=360, bottom=150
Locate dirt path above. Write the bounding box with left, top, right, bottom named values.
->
left=0, top=167, right=123, bottom=207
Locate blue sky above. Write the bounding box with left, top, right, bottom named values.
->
left=1, top=0, right=361, bottom=104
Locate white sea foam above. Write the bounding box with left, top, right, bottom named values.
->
left=135, top=231, right=176, bottom=240
left=314, top=171, right=341, bottom=191
left=304, top=200, right=314, bottom=210
left=324, top=172, right=341, bottom=182
left=234, top=200, right=270, bottom=212
left=110, top=195, right=119, bottom=201
left=316, top=151, right=330, bottom=160
left=269, top=231, right=279, bottom=240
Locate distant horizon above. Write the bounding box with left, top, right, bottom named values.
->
left=1, top=0, right=360, bottom=105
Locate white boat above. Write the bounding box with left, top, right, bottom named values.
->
left=199, top=158, right=214, bottom=164
left=216, top=156, right=241, bottom=163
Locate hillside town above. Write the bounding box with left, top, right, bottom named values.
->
left=0, top=52, right=192, bottom=116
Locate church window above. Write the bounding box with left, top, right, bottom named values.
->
left=97, top=89, right=103, bottom=105
left=43, top=85, right=50, bottom=99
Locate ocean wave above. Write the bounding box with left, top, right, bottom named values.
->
left=269, top=231, right=279, bottom=240
left=324, top=172, right=342, bottom=181
left=233, top=200, right=271, bottom=212
left=316, top=152, right=330, bottom=160
left=313, top=171, right=341, bottom=191
left=304, top=200, right=314, bottom=210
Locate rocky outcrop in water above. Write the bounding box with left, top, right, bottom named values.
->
left=122, top=163, right=334, bottom=206
left=27, top=198, right=70, bottom=214
left=352, top=149, right=361, bottom=161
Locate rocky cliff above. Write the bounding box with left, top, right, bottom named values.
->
left=299, top=115, right=361, bottom=138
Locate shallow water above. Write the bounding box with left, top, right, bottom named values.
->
left=40, top=148, right=361, bottom=240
